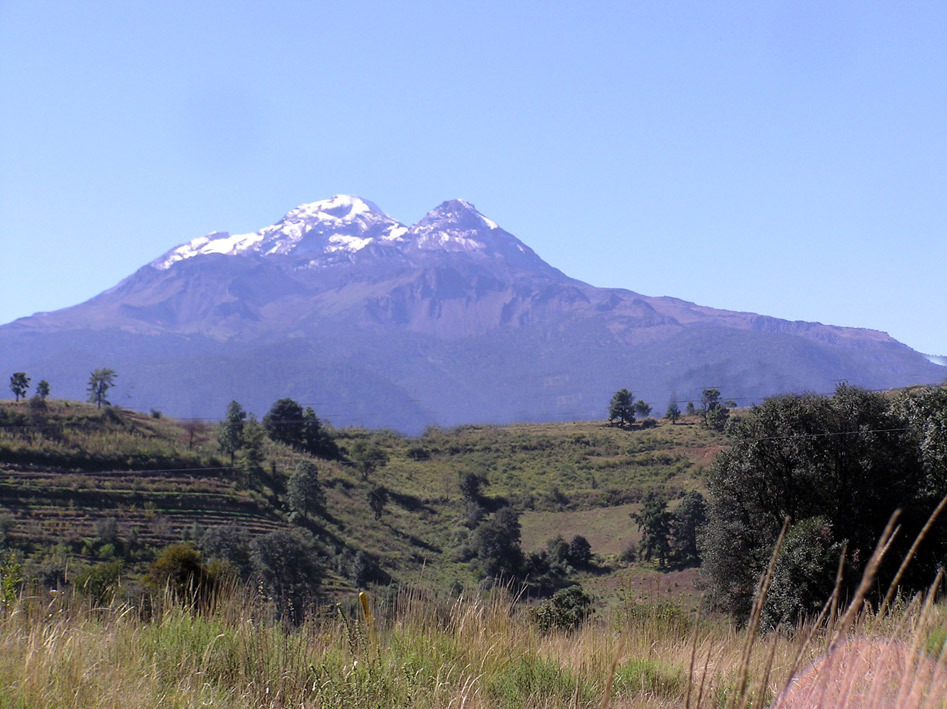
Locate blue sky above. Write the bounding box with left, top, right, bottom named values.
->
left=2, top=1, right=946, bottom=356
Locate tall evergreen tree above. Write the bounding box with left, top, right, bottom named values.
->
left=263, top=398, right=305, bottom=448
left=608, top=388, right=635, bottom=427
left=664, top=392, right=681, bottom=424
left=236, top=415, right=265, bottom=481
left=672, top=490, right=706, bottom=565
left=217, top=400, right=247, bottom=466
left=630, top=492, right=673, bottom=568
left=700, top=388, right=730, bottom=431
left=287, top=460, right=325, bottom=519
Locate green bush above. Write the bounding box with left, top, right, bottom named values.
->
left=147, top=544, right=216, bottom=602
left=762, top=516, right=843, bottom=628
left=249, top=528, right=323, bottom=624
left=74, top=560, right=122, bottom=606
left=530, top=585, right=592, bottom=632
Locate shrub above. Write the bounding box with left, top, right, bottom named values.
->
left=566, top=535, right=592, bottom=568
left=0, top=550, right=22, bottom=606
left=250, top=528, right=323, bottom=624
left=406, top=445, right=430, bottom=461
left=367, top=485, right=388, bottom=520
left=545, top=535, right=569, bottom=564
left=74, top=560, right=122, bottom=606
left=530, top=584, right=593, bottom=632
left=94, top=516, right=120, bottom=546
left=349, top=550, right=388, bottom=587
left=147, top=544, right=216, bottom=602
left=488, top=654, right=595, bottom=708
left=0, top=514, right=13, bottom=549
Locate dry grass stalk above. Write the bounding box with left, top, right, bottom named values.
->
left=727, top=516, right=790, bottom=709
left=830, top=510, right=900, bottom=652
left=881, top=492, right=947, bottom=616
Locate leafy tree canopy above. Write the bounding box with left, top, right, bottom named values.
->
left=472, top=506, right=523, bottom=580
left=35, top=380, right=50, bottom=400
left=250, top=528, right=322, bottom=625
left=9, top=373, right=29, bottom=402
left=87, top=368, right=117, bottom=409
left=704, top=385, right=943, bottom=623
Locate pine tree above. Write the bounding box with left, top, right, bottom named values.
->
left=217, top=400, right=247, bottom=466
left=608, top=388, right=635, bottom=427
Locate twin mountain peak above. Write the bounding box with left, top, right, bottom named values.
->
left=3, top=195, right=942, bottom=431
left=153, top=196, right=545, bottom=275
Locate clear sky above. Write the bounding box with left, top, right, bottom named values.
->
left=2, top=1, right=945, bottom=355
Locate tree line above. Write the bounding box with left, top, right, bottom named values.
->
left=8, top=368, right=118, bottom=408
left=608, top=386, right=730, bottom=431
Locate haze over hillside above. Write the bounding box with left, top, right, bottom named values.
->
left=2, top=195, right=942, bottom=431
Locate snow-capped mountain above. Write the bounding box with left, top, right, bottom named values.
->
left=151, top=195, right=561, bottom=280
left=153, top=196, right=409, bottom=268
left=2, top=196, right=942, bottom=431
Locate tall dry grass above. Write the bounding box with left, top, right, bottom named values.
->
left=0, top=573, right=944, bottom=708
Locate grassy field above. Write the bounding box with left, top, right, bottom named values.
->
left=0, top=579, right=944, bottom=708
left=2, top=399, right=947, bottom=706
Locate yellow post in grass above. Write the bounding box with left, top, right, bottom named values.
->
left=358, top=591, right=376, bottom=653
left=358, top=591, right=372, bottom=627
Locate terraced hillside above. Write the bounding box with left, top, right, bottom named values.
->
left=0, top=401, right=288, bottom=555
left=0, top=467, right=283, bottom=549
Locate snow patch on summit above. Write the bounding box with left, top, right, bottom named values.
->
left=152, top=231, right=265, bottom=269
left=326, top=234, right=372, bottom=253
left=407, top=199, right=502, bottom=253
